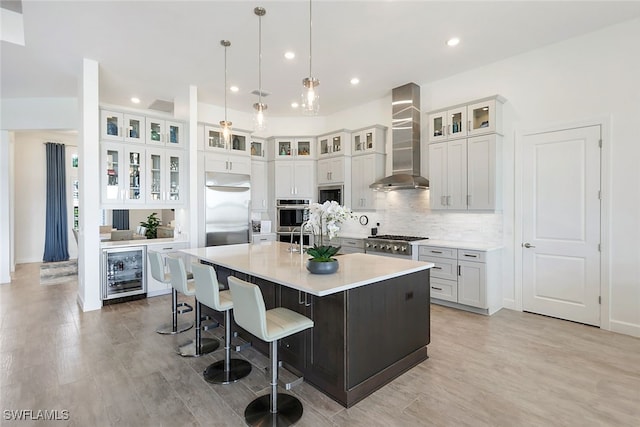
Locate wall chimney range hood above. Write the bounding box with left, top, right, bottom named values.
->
left=370, top=82, right=429, bottom=191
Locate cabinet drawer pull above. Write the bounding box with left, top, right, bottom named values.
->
left=432, top=266, right=442, bottom=270
left=431, top=250, right=443, bottom=254
left=162, top=247, right=173, bottom=250
left=431, top=286, right=443, bottom=291
left=464, top=254, right=477, bottom=258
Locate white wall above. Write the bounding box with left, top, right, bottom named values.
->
left=418, top=18, right=640, bottom=336
left=1, top=98, right=78, bottom=130
left=13, top=131, right=78, bottom=263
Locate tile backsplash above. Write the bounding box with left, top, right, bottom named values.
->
left=340, top=190, right=503, bottom=244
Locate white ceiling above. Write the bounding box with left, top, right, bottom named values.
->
left=3, top=1, right=640, bottom=117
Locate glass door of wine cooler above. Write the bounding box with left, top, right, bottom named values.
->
left=102, top=246, right=146, bottom=300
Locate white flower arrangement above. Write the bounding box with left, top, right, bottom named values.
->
left=305, top=201, right=356, bottom=244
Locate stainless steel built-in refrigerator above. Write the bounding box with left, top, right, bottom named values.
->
left=205, top=172, right=251, bottom=246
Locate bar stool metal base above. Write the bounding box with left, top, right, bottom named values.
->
left=156, top=321, right=193, bottom=335
left=176, top=338, right=219, bottom=358
left=244, top=393, right=303, bottom=427
left=203, top=359, right=252, bottom=384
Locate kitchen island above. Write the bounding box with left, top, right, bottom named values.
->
left=181, top=242, right=433, bottom=407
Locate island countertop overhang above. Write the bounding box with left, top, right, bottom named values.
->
left=181, top=242, right=433, bottom=297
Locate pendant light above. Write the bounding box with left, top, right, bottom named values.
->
left=219, top=40, right=232, bottom=147
left=300, top=0, right=319, bottom=115
left=253, top=7, right=267, bottom=131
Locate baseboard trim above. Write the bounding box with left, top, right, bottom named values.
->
left=609, top=319, right=640, bottom=338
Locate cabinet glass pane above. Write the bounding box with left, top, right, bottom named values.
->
left=231, top=135, right=246, bottom=152
left=251, top=141, right=263, bottom=156
left=150, top=154, right=162, bottom=200
left=106, top=115, right=120, bottom=137
left=149, top=122, right=162, bottom=142
left=169, top=155, right=180, bottom=201
left=451, top=112, right=464, bottom=136
left=128, top=151, right=142, bottom=200
left=168, top=125, right=180, bottom=145
left=433, top=116, right=444, bottom=137
left=278, top=141, right=292, bottom=156
left=471, top=105, right=491, bottom=131
left=320, top=138, right=329, bottom=155
left=106, top=149, right=119, bottom=200
left=354, top=134, right=363, bottom=152
left=127, top=118, right=142, bottom=139
left=366, top=132, right=373, bottom=149
left=332, top=136, right=341, bottom=153
left=208, top=130, right=224, bottom=149
left=297, top=140, right=311, bottom=156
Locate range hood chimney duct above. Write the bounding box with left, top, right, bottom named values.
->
left=370, top=82, right=429, bottom=191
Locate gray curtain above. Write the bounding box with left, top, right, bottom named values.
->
left=112, top=210, right=129, bottom=230
left=43, top=142, right=69, bottom=262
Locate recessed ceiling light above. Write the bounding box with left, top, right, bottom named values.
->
left=131, top=97, right=140, bottom=104
left=291, top=102, right=299, bottom=108
left=446, top=37, right=460, bottom=47
left=284, top=51, right=295, bottom=60
left=350, top=78, right=360, bottom=85
left=230, top=86, right=239, bottom=92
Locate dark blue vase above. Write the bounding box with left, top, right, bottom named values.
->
left=306, top=259, right=339, bottom=274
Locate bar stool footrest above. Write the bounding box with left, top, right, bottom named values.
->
left=176, top=302, right=193, bottom=314
left=231, top=332, right=252, bottom=352
left=244, top=393, right=303, bottom=427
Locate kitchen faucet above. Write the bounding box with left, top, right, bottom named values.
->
left=288, top=221, right=309, bottom=253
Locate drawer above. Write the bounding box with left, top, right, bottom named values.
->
left=340, top=238, right=364, bottom=249
left=253, top=234, right=276, bottom=243
left=458, top=249, right=486, bottom=262
left=419, top=246, right=457, bottom=259
left=429, top=278, right=457, bottom=303
left=419, top=256, right=457, bottom=281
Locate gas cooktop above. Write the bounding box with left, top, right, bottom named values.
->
left=368, top=235, right=429, bottom=242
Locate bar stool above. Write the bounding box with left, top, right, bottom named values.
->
left=166, top=256, right=220, bottom=357
left=191, top=264, right=252, bottom=384
left=148, top=251, right=193, bottom=335
left=228, top=276, right=314, bottom=427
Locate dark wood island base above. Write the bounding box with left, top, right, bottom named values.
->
left=203, top=266, right=431, bottom=408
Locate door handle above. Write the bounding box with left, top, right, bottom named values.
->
left=523, top=243, right=536, bottom=248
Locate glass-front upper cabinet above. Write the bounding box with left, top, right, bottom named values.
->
left=146, top=149, right=184, bottom=204
left=125, top=147, right=145, bottom=205
left=467, top=98, right=502, bottom=136
left=101, top=110, right=146, bottom=143
left=204, top=126, right=249, bottom=155
left=352, top=126, right=386, bottom=155
left=318, top=132, right=346, bottom=157
left=148, top=150, right=163, bottom=202
left=167, top=151, right=183, bottom=203
left=146, top=118, right=185, bottom=147
left=427, top=106, right=466, bottom=143
left=102, top=144, right=122, bottom=203
left=251, top=138, right=265, bottom=158
left=274, top=138, right=315, bottom=159
left=427, top=96, right=504, bottom=142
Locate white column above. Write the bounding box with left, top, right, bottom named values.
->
left=77, top=58, right=101, bottom=311
left=188, top=85, right=198, bottom=248
left=0, top=131, right=12, bottom=283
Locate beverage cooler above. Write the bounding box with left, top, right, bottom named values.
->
left=101, top=246, right=146, bottom=301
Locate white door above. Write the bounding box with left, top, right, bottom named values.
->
left=522, top=125, right=601, bottom=326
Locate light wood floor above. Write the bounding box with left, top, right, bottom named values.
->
left=1, top=263, right=639, bottom=426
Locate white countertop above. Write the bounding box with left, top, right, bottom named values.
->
left=410, top=239, right=503, bottom=251
left=101, top=236, right=188, bottom=248
left=181, top=241, right=433, bottom=297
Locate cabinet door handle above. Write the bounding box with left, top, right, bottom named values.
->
left=447, top=124, right=450, bottom=136
left=432, top=266, right=442, bottom=270
left=431, top=286, right=443, bottom=291
left=464, top=254, right=478, bottom=258
left=298, top=290, right=304, bottom=305
left=229, top=161, right=233, bottom=170
left=441, top=196, right=446, bottom=206
left=225, top=161, right=229, bottom=170
left=431, top=250, right=442, bottom=254
left=458, top=265, right=461, bottom=276
left=446, top=195, right=451, bottom=206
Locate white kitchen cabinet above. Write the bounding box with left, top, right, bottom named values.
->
left=429, top=134, right=501, bottom=211
left=273, top=137, right=316, bottom=160
left=427, top=96, right=504, bottom=143
left=101, top=143, right=146, bottom=206
left=351, top=153, right=385, bottom=211
left=204, top=152, right=251, bottom=175
left=251, top=160, right=269, bottom=211
left=204, top=126, right=250, bottom=156
left=417, top=245, right=501, bottom=315
left=101, top=110, right=146, bottom=144
left=428, top=139, right=467, bottom=210
left=352, top=125, right=386, bottom=155
left=146, top=118, right=185, bottom=147
left=251, top=137, right=266, bottom=158
left=146, top=148, right=185, bottom=206
left=318, top=131, right=349, bottom=157
left=317, top=157, right=345, bottom=185
left=339, top=237, right=364, bottom=254
left=427, top=105, right=467, bottom=143
left=146, top=242, right=190, bottom=297
left=274, top=160, right=315, bottom=199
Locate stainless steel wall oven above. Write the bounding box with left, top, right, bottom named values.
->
left=276, top=199, right=311, bottom=244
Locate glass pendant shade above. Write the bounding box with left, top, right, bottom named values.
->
left=220, top=120, right=232, bottom=146
left=220, top=40, right=232, bottom=146
left=301, top=77, right=319, bottom=115
left=253, top=102, right=267, bottom=131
